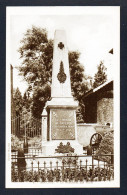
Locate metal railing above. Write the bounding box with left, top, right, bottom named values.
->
left=11, top=114, right=42, bottom=137
left=11, top=153, right=114, bottom=182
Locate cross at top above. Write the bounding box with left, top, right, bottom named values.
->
left=58, top=42, right=64, bottom=49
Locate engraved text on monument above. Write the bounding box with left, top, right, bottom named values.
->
left=51, top=109, right=75, bottom=140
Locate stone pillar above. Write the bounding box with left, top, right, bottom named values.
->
left=41, top=107, right=47, bottom=142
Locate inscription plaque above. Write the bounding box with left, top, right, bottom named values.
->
left=51, top=109, right=75, bottom=140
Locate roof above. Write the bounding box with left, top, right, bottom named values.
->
left=85, top=80, right=113, bottom=98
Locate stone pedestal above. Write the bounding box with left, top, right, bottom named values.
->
left=42, top=101, right=84, bottom=155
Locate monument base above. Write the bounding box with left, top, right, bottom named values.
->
left=43, top=97, right=82, bottom=156
left=46, top=97, right=78, bottom=108
left=42, top=140, right=84, bottom=156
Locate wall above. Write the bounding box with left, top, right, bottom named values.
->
left=85, top=95, right=97, bottom=123
left=97, top=98, right=113, bottom=125
left=77, top=123, right=112, bottom=147
left=77, top=124, right=96, bottom=147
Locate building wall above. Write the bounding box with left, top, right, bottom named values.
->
left=85, top=95, right=97, bottom=123
left=97, top=98, right=113, bottom=125
left=77, top=123, right=112, bottom=147
left=77, top=124, right=96, bottom=147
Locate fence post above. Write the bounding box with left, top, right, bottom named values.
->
left=98, top=160, right=101, bottom=181
left=109, top=165, right=111, bottom=181
left=104, top=161, right=106, bottom=181
left=68, top=161, right=70, bottom=169
left=38, top=161, right=40, bottom=173
left=87, top=145, right=92, bottom=155
left=111, top=153, right=114, bottom=165
left=56, top=161, right=58, bottom=169
left=44, top=161, right=46, bottom=171
left=50, top=161, right=52, bottom=170
left=14, top=118, right=15, bottom=136
left=86, top=159, right=88, bottom=182
left=15, top=151, right=17, bottom=163
left=62, top=159, right=65, bottom=170
left=86, top=159, right=88, bottom=173
left=104, top=161, right=105, bottom=169
left=31, top=161, right=33, bottom=173
left=80, top=160, right=82, bottom=170
left=92, top=155, right=94, bottom=169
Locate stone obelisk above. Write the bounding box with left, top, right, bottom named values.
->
left=42, top=30, right=83, bottom=155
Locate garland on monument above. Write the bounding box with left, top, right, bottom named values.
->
left=57, top=61, right=67, bottom=83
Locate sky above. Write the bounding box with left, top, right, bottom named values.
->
left=7, top=7, right=119, bottom=94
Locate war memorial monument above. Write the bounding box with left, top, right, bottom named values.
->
left=42, top=30, right=84, bottom=155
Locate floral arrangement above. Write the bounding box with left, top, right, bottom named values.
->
left=55, top=142, right=74, bottom=153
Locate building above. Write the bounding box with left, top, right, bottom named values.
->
left=84, top=80, right=113, bottom=127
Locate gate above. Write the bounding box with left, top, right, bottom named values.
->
left=11, top=114, right=42, bottom=138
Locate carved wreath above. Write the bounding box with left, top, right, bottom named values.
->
left=57, top=61, right=67, bottom=83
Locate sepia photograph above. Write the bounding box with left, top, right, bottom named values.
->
left=6, top=6, right=120, bottom=188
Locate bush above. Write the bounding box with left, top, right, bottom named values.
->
left=95, top=130, right=114, bottom=163
left=55, top=142, right=74, bottom=153
left=11, top=134, right=23, bottom=151
left=28, top=136, right=42, bottom=148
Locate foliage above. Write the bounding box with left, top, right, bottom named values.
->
left=28, top=136, right=42, bottom=148
left=55, top=142, right=74, bottom=153
left=13, top=87, right=32, bottom=117
left=18, top=26, right=89, bottom=121
left=69, top=51, right=89, bottom=122
left=22, top=91, right=32, bottom=111
left=11, top=134, right=23, bottom=150
left=62, top=155, right=78, bottom=166
left=18, top=26, right=52, bottom=86
left=18, top=26, right=53, bottom=118
left=32, top=85, right=51, bottom=118
left=13, top=88, right=23, bottom=116
left=11, top=166, right=114, bottom=182
left=11, top=134, right=42, bottom=150
left=95, top=130, right=114, bottom=163
left=93, top=61, right=107, bottom=88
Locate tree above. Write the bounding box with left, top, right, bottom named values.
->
left=18, top=26, right=53, bottom=88
left=18, top=26, right=89, bottom=121
left=69, top=51, right=89, bottom=122
left=93, top=61, right=107, bottom=88
left=22, top=91, right=32, bottom=112
left=13, top=88, right=23, bottom=116
left=32, top=84, right=51, bottom=118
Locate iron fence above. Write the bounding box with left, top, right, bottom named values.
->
left=11, top=153, right=114, bottom=182
left=11, top=114, right=42, bottom=137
